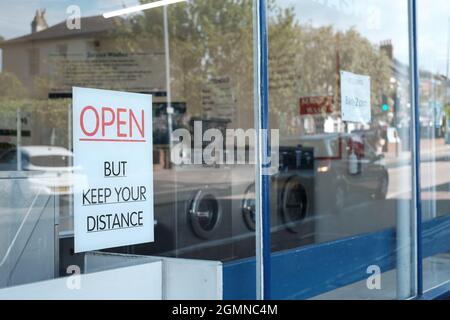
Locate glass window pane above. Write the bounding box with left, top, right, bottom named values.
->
left=417, top=1, right=450, bottom=294
left=268, top=0, right=415, bottom=299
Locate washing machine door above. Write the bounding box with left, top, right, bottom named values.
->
left=281, top=176, right=308, bottom=233
left=242, top=183, right=256, bottom=231
left=189, top=189, right=223, bottom=240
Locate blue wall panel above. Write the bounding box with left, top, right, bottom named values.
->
left=223, top=216, right=450, bottom=300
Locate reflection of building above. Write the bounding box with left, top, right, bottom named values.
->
left=418, top=69, right=448, bottom=137
left=31, top=9, right=49, bottom=33
left=0, top=11, right=166, bottom=98
left=1, top=12, right=156, bottom=148
left=1, top=11, right=134, bottom=93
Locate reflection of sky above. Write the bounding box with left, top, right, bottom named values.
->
left=277, top=0, right=450, bottom=75
left=0, top=0, right=449, bottom=74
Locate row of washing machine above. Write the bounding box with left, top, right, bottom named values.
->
left=59, top=146, right=316, bottom=274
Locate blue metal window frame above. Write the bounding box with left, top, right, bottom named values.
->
left=408, top=0, right=423, bottom=297
left=223, top=0, right=450, bottom=301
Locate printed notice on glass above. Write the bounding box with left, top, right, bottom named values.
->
left=73, top=87, right=154, bottom=253
left=340, top=71, right=371, bottom=124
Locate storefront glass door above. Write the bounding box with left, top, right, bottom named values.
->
left=265, top=0, right=417, bottom=300
left=0, top=0, right=258, bottom=299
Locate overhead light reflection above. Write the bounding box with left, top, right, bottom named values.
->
left=103, top=0, right=187, bottom=19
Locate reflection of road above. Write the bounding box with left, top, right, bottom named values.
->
left=316, top=142, right=450, bottom=243
left=387, top=161, right=450, bottom=200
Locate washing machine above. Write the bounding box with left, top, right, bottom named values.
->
left=270, top=145, right=316, bottom=253
left=129, top=166, right=234, bottom=261
left=230, top=164, right=257, bottom=260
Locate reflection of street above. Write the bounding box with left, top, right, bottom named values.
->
left=387, top=162, right=450, bottom=200
left=315, top=139, right=450, bottom=243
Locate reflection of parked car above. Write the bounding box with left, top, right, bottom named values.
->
left=285, top=133, right=389, bottom=212
left=0, top=146, right=87, bottom=195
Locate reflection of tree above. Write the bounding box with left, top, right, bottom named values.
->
left=268, top=5, right=391, bottom=133
left=112, top=0, right=255, bottom=128
left=0, top=98, right=70, bottom=147
left=0, top=0, right=393, bottom=147
left=31, top=99, right=70, bottom=147
left=111, top=0, right=390, bottom=133
left=0, top=73, right=29, bottom=140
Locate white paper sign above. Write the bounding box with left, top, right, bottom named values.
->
left=341, top=71, right=371, bottom=124
left=73, top=87, right=154, bottom=253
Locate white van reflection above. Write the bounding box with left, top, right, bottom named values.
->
left=0, top=146, right=87, bottom=195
